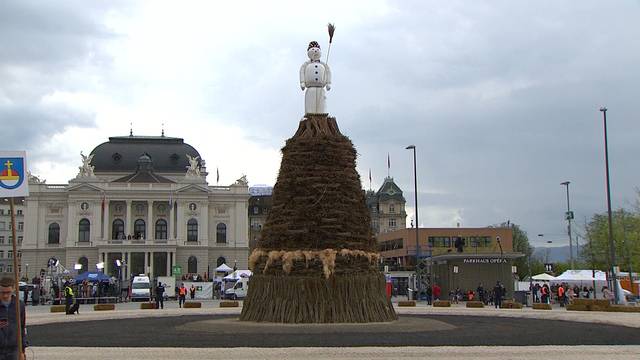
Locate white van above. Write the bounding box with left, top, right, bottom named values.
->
left=224, top=277, right=249, bottom=300
left=131, top=275, right=151, bottom=301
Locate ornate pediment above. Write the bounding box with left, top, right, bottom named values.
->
left=175, top=184, right=209, bottom=194
left=66, top=183, right=103, bottom=193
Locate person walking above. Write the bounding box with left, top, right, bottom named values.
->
left=0, top=277, right=27, bottom=360
left=432, top=284, right=441, bottom=301
left=477, top=283, right=485, bottom=304
left=189, top=285, right=196, bottom=300
left=64, top=281, right=78, bottom=315
left=425, top=284, right=433, bottom=305
left=557, top=284, right=566, bottom=307
left=178, top=283, right=187, bottom=308
left=493, top=281, right=503, bottom=309
left=155, top=282, right=165, bottom=309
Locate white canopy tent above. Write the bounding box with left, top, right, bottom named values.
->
left=532, top=273, right=556, bottom=281
left=215, top=263, right=234, bottom=273
left=223, top=270, right=252, bottom=281
left=554, top=270, right=607, bottom=282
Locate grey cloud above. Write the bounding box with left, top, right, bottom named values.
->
left=1, top=0, right=639, bottom=242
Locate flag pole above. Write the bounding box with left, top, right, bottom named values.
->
left=9, top=197, right=23, bottom=355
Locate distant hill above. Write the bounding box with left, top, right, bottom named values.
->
left=532, top=245, right=581, bottom=263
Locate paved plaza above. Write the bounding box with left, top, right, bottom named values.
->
left=27, top=346, right=640, bottom=360
left=22, top=300, right=640, bottom=359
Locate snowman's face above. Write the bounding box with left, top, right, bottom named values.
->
left=307, top=47, right=321, bottom=61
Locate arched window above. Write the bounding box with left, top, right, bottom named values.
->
left=78, top=256, right=88, bottom=274
left=216, top=223, right=227, bottom=244
left=48, top=223, right=60, bottom=244
left=112, top=219, right=125, bottom=240
left=187, top=219, right=198, bottom=242
left=187, top=256, right=197, bottom=274
left=134, top=219, right=146, bottom=239
left=216, top=256, right=226, bottom=267
left=78, top=219, right=90, bottom=242
left=155, top=219, right=168, bottom=240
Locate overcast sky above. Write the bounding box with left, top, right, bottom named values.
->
left=1, top=1, right=638, bottom=247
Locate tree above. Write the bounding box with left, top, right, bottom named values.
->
left=580, top=208, right=640, bottom=273
left=497, top=222, right=533, bottom=280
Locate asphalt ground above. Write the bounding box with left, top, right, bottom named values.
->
left=28, top=314, right=640, bottom=347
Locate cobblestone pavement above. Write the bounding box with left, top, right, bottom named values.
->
left=27, top=346, right=640, bottom=360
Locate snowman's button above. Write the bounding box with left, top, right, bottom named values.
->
left=315, top=78, right=318, bottom=81
left=315, top=65, right=318, bottom=68
left=315, top=71, right=318, bottom=74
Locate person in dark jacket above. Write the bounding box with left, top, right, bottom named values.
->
left=493, top=281, right=503, bottom=309
left=477, top=283, right=485, bottom=304
left=155, top=282, right=165, bottom=309
left=0, top=277, right=27, bottom=360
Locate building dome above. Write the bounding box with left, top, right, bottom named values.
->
left=89, top=135, right=202, bottom=173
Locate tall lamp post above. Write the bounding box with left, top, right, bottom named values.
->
left=406, top=145, right=425, bottom=302
left=600, top=106, right=619, bottom=304
left=560, top=181, right=574, bottom=269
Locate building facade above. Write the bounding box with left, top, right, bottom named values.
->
left=378, top=227, right=522, bottom=298
left=21, top=135, right=250, bottom=281
left=248, top=186, right=273, bottom=251
left=0, top=198, right=25, bottom=276
left=366, top=177, right=407, bottom=235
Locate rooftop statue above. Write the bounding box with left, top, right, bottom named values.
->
left=185, top=154, right=201, bottom=178
left=77, top=151, right=95, bottom=178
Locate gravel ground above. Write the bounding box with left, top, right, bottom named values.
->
left=26, top=346, right=640, bottom=360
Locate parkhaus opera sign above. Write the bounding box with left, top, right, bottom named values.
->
left=463, top=258, right=508, bottom=264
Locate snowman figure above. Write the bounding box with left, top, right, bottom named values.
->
left=299, top=41, right=332, bottom=114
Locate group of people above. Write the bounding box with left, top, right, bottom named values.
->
left=531, top=282, right=614, bottom=306
left=448, top=282, right=507, bottom=308
left=153, top=282, right=198, bottom=309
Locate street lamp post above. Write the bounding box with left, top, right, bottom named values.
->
left=560, top=181, right=574, bottom=269
left=406, top=145, right=426, bottom=303
left=600, top=106, right=619, bottom=304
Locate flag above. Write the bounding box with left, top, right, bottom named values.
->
left=216, top=167, right=220, bottom=183
left=368, top=169, right=372, bottom=183
left=387, top=153, right=390, bottom=171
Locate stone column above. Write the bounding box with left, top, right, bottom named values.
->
left=95, top=200, right=103, bottom=243
left=168, top=205, right=175, bottom=241
left=201, top=202, right=209, bottom=245
left=176, top=202, right=184, bottom=243
left=166, top=252, right=170, bottom=276
left=125, top=200, right=132, bottom=238
left=149, top=251, right=154, bottom=279
left=147, top=201, right=154, bottom=241
left=144, top=251, right=149, bottom=276
left=66, top=201, right=75, bottom=246
left=103, top=200, right=110, bottom=241
left=125, top=252, right=130, bottom=279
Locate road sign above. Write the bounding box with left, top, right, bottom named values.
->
left=172, top=265, right=182, bottom=276
left=565, top=211, right=574, bottom=220
left=0, top=151, right=29, bottom=197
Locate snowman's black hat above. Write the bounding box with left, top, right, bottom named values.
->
left=308, top=41, right=320, bottom=50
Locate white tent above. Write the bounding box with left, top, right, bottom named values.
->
left=554, top=270, right=607, bottom=282
left=532, top=273, right=556, bottom=281
left=223, top=270, right=252, bottom=281
left=215, top=263, right=234, bottom=273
